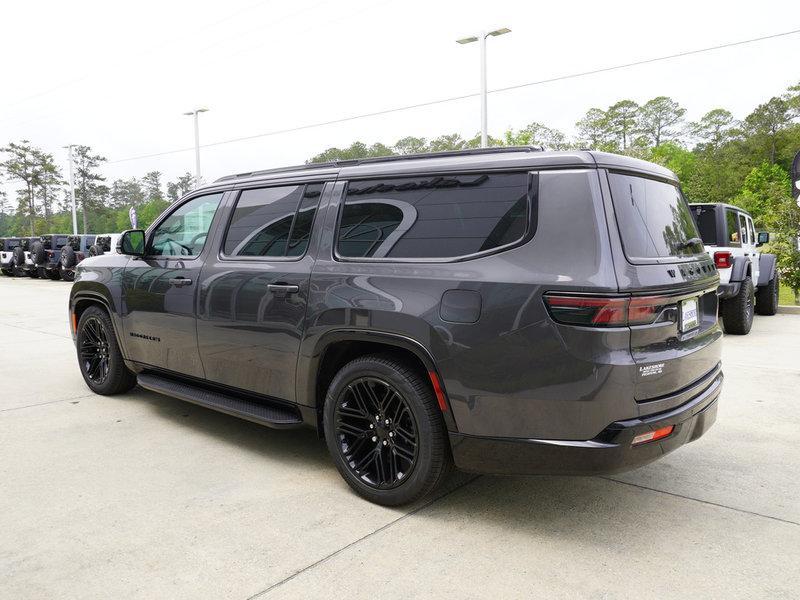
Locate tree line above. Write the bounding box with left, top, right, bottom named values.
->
left=309, top=82, right=800, bottom=298
left=0, top=143, right=196, bottom=237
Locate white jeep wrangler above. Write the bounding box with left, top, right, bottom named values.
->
left=689, top=203, right=779, bottom=334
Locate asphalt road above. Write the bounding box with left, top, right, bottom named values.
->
left=1, top=276, right=798, bottom=599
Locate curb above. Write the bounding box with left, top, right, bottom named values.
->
left=778, top=305, right=800, bottom=315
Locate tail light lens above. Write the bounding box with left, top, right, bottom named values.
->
left=713, top=251, right=732, bottom=269
left=632, top=425, right=674, bottom=446
left=544, top=294, right=673, bottom=327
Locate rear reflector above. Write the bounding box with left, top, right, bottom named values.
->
left=544, top=294, right=672, bottom=327
left=713, top=251, right=732, bottom=269
left=632, top=425, right=674, bottom=446
left=428, top=371, right=448, bottom=412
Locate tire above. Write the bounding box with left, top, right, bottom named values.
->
left=60, top=245, right=76, bottom=269
left=755, top=271, right=779, bottom=316
left=12, top=246, right=25, bottom=269
left=27, top=264, right=40, bottom=278
left=46, top=268, right=61, bottom=281
left=323, top=354, right=452, bottom=506
left=88, top=244, right=104, bottom=257
left=30, top=241, right=45, bottom=266
left=76, top=306, right=137, bottom=395
left=721, top=276, right=754, bottom=335
left=1, top=267, right=13, bottom=277
left=61, top=269, right=75, bottom=282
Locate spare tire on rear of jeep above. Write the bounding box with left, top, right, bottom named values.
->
left=30, top=241, right=46, bottom=266
left=12, top=246, right=25, bottom=269
left=61, top=245, right=76, bottom=269
left=88, top=244, right=104, bottom=257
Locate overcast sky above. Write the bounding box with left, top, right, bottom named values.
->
left=0, top=0, right=797, bottom=192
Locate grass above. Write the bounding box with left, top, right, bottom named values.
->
left=779, top=283, right=798, bottom=305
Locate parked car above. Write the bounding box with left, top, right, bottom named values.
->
left=30, top=234, right=71, bottom=280
left=89, top=234, right=122, bottom=256
left=69, top=148, right=723, bottom=506
left=1, top=237, right=21, bottom=276
left=17, top=237, right=41, bottom=277
left=60, top=235, right=95, bottom=282
left=689, top=203, right=778, bottom=334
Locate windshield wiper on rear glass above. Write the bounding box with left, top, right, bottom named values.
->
left=677, top=237, right=703, bottom=250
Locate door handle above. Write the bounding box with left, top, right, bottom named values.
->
left=267, top=283, right=300, bottom=294
left=168, top=277, right=193, bottom=287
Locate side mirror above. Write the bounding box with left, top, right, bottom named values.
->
left=118, top=229, right=146, bottom=256
left=757, top=231, right=769, bottom=246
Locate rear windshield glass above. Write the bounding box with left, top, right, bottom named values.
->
left=608, top=173, right=703, bottom=261
left=689, top=205, right=717, bottom=245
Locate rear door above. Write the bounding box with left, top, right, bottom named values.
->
left=121, top=191, right=226, bottom=378
left=195, top=180, right=328, bottom=403
left=604, top=171, right=721, bottom=406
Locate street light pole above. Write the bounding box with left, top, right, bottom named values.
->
left=64, top=144, right=78, bottom=235
left=457, top=28, right=511, bottom=148
left=183, top=108, right=209, bottom=188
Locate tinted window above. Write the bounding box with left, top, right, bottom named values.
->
left=337, top=173, right=530, bottom=259
left=689, top=205, right=717, bottom=245
left=725, top=209, right=741, bottom=246
left=150, top=193, right=223, bottom=257
left=747, top=217, right=756, bottom=247
left=608, top=173, right=702, bottom=260
left=224, top=183, right=322, bottom=257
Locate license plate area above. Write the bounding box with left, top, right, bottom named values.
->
left=680, top=297, right=699, bottom=332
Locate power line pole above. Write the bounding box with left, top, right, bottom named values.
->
left=64, top=145, right=78, bottom=235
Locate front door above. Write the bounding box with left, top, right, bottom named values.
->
left=121, top=191, right=225, bottom=378
left=196, top=181, right=327, bottom=402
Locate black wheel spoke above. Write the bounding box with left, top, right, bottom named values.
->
left=79, top=316, right=111, bottom=385
left=334, top=376, right=419, bottom=490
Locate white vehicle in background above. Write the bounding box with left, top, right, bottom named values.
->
left=88, top=234, right=123, bottom=256
left=689, top=203, right=779, bottom=335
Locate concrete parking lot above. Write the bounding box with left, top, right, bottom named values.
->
left=1, top=276, right=799, bottom=599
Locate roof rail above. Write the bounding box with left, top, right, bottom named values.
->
left=214, top=146, right=544, bottom=182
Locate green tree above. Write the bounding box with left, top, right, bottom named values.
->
left=393, top=136, right=428, bottom=155
left=428, top=133, right=467, bottom=152
left=1, top=140, right=43, bottom=235
left=606, top=100, right=639, bottom=151
left=745, top=96, right=793, bottom=164
left=575, top=108, right=614, bottom=150
left=72, top=145, right=108, bottom=233
left=110, top=177, right=145, bottom=209
left=637, top=96, right=686, bottom=146
left=36, top=151, right=64, bottom=225
left=308, top=141, right=395, bottom=163
left=167, top=172, right=196, bottom=202
left=142, top=171, right=163, bottom=202
left=504, top=122, right=569, bottom=149
left=690, top=108, right=738, bottom=148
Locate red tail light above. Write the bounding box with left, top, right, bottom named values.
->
left=632, top=425, right=674, bottom=446
left=713, top=251, right=732, bottom=269
left=544, top=294, right=672, bottom=327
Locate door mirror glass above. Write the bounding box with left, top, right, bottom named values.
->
left=119, top=229, right=145, bottom=256
left=757, top=231, right=770, bottom=246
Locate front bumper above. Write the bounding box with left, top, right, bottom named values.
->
left=450, top=372, right=722, bottom=476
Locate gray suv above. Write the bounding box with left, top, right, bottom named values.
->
left=69, top=148, right=723, bottom=505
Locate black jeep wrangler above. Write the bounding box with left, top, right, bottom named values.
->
left=70, top=148, right=723, bottom=506
left=60, top=235, right=95, bottom=282
left=30, top=234, right=71, bottom=280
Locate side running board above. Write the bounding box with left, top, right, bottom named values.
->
left=137, top=373, right=303, bottom=428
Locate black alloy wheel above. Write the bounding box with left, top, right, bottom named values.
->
left=334, top=376, right=419, bottom=489
left=79, top=316, right=111, bottom=385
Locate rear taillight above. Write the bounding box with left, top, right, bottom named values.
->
left=713, top=251, right=732, bottom=269
left=544, top=294, right=673, bottom=327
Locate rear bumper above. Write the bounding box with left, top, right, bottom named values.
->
left=450, top=372, right=722, bottom=476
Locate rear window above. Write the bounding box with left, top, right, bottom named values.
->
left=689, top=205, right=717, bottom=245
left=336, top=172, right=531, bottom=259
left=608, top=173, right=703, bottom=261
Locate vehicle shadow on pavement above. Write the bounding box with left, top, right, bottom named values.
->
left=126, top=386, right=332, bottom=469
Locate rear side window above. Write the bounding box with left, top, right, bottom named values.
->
left=223, top=183, right=323, bottom=258
left=689, top=205, right=717, bottom=245
left=725, top=209, right=741, bottom=246
left=336, top=172, right=530, bottom=259
left=608, top=173, right=702, bottom=261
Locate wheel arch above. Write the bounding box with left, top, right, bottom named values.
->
left=299, top=330, right=457, bottom=432
left=70, top=290, right=124, bottom=351
left=757, top=253, right=777, bottom=287
left=729, top=256, right=752, bottom=283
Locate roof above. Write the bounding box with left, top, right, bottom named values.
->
left=201, top=147, right=678, bottom=191
left=689, top=201, right=749, bottom=213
